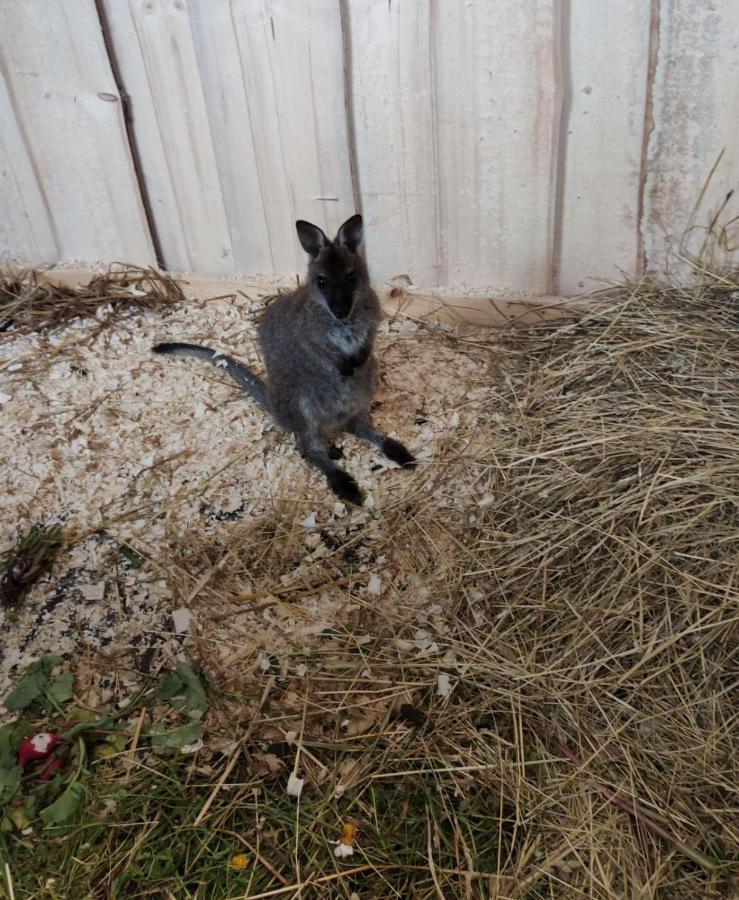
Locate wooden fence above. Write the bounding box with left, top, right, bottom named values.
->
left=1, top=1, right=737, bottom=295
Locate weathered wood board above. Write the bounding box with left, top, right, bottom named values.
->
left=347, top=0, right=439, bottom=287
left=104, top=0, right=354, bottom=275
left=2, top=1, right=738, bottom=306
left=350, top=0, right=562, bottom=294
left=0, top=0, right=154, bottom=265
left=0, top=68, right=58, bottom=263
left=430, top=0, right=562, bottom=293
left=556, top=1, right=652, bottom=294
left=101, top=0, right=234, bottom=273
left=195, top=0, right=356, bottom=271
left=643, top=0, right=739, bottom=276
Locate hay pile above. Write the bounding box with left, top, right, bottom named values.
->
left=0, top=266, right=184, bottom=335
left=1, top=266, right=737, bottom=897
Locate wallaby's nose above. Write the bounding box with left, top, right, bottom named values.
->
left=332, top=297, right=353, bottom=319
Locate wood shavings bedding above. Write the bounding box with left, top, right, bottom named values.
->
left=0, top=290, right=495, bottom=699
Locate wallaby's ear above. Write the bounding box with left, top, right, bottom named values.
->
left=296, top=220, right=328, bottom=258
left=336, top=214, right=363, bottom=253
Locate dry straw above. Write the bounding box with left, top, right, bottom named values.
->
left=161, top=264, right=737, bottom=896
left=0, top=264, right=183, bottom=335
left=1, top=259, right=737, bottom=897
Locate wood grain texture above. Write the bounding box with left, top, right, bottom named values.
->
left=105, top=0, right=355, bottom=275
left=431, top=0, right=562, bottom=292
left=556, top=1, right=651, bottom=294
left=102, top=0, right=234, bottom=273
left=190, top=0, right=355, bottom=273
left=348, top=0, right=439, bottom=286
left=0, top=0, right=154, bottom=265
left=349, top=0, right=562, bottom=293
left=644, top=0, right=739, bottom=276
left=4, top=0, right=738, bottom=294
left=0, top=67, right=58, bottom=263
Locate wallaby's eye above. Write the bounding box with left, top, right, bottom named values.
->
left=345, top=271, right=357, bottom=284
left=316, top=275, right=327, bottom=288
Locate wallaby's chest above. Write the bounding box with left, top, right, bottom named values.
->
left=319, top=360, right=373, bottom=416
left=327, top=321, right=366, bottom=356
left=259, top=296, right=377, bottom=432
left=295, top=354, right=376, bottom=433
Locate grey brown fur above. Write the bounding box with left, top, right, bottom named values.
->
left=153, top=214, right=415, bottom=505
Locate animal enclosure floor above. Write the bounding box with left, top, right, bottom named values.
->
left=1, top=273, right=736, bottom=897
left=0, top=288, right=492, bottom=698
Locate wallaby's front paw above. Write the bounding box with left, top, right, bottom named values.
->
left=382, top=437, right=416, bottom=469
left=327, top=469, right=365, bottom=506
left=328, top=443, right=344, bottom=460
left=347, top=349, right=370, bottom=370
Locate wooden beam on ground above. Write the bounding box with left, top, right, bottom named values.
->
left=3, top=267, right=589, bottom=328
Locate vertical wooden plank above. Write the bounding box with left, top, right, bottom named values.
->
left=0, top=0, right=154, bottom=265
left=348, top=0, right=439, bottom=286
left=106, top=0, right=354, bottom=275
left=189, top=0, right=355, bottom=274
left=0, top=69, right=58, bottom=263
left=557, top=2, right=652, bottom=294
left=350, top=0, right=561, bottom=292
left=432, top=0, right=561, bottom=292
left=644, top=0, right=739, bottom=276
left=184, top=0, right=274, bottom=273
left=102, top=0, right=234, bottom=273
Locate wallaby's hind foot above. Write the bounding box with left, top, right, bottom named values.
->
left=382, top=437, right=416, bottom=469
left=327, top=469, right=365, bottom=506
left=297, top=434, right=364, bottom=506
left=348, top=415, right=416, bottom=470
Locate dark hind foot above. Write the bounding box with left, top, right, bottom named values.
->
left=328, top=443, right=344, bottom=460
left=382, top=437, right=416, bottom=469
left=327, top=469, right=365, bottom=506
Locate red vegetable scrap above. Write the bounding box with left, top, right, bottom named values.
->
left=38, top=755, right=65, bottom=781
left=18, top=732, right=59, bottom=769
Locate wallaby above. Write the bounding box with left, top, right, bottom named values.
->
left=152, top=214, right=415, bottom=506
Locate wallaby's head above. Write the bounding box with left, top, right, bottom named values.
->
left=296, top=214, right=368, bottom=320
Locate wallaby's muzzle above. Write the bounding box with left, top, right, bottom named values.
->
left=330, top=296, right=354, bottom=320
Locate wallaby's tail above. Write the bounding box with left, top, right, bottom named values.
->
left=152, top=342, right=268, bottom=411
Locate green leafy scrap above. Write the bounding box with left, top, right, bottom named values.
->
left=148, top=721, right=203, bottom=750
left=95, top=733, right=129, bottom=760
left=8, top=797, right=35, bottom=831
left=155, top=662, right=208, bottom=714
left=0, top=763, right=21, bottom=805
left=119, top=545, right=145, bottom=570
left=3, top=656, right=76, bottom=713
left=0, top=720, right=29, bottom=805
left=39, top=781, right=86, bottom=826
left=62, top=715, right=115, bottom=742
left=4, top=656, right=62, bottom=710
left=45, top=672, right=74, bottom=706
left=0, top=720, right=27, bottom=768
